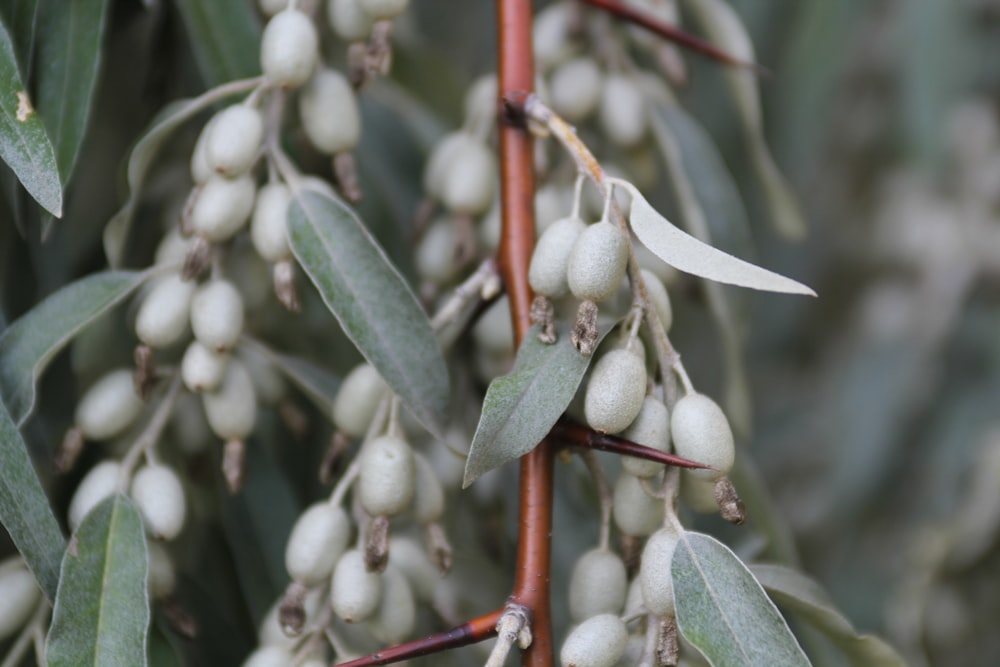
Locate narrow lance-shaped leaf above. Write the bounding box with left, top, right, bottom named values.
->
left=617, top=180, right=815, bottom=296
left=751, top=564, right=905, bottom=667
left=672, top=532, right=810, bottom=667
left=36, top=0, right=111, bottom=187
left=0, top=1, right=38, bottom=76
left=0, top=18, right=62, bottom=217
left=681, top=0, right=806, bottom=240
left=288, top=189, right=450, bottom=437
left=47, top=495, right=150, bottom=667
left=464, top=322, right=616, bottom=486
left=0, top=270, right=150, bottom=426
left=174, top=0, right=261, bottom=87
left=0, top=399, right=65, bottom=601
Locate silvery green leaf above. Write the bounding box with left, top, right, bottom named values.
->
left=288, top=189, right=450, bottom=438
left=0, top=270, right=150, bottom=426
left=0, top=399, right=65, bottom=600
left=751, top=564, right=905, bottom=667
left=618, top=180, right=815, bottom=296
left=673, top=532, right=810, bottom=666
left=47, top=495, right=150, bottom=667
left=681, top=0, right=807, bottom=240
left=464, top=322, right=615, bottom=487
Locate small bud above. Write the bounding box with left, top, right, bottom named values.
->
left=530, top=295, right=557, bottom=344
left=260, top=9, right=319, bottom=87
left=131, top=464, right=187, bottom=540
left=75, top=370, right=144, bottom=441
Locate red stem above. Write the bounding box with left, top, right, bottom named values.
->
left=551, top=420, right=715, bottom=471
left=333, top=609, right=503, bottom=666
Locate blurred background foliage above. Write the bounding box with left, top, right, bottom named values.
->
left=1, top=0, right=998, bottom=666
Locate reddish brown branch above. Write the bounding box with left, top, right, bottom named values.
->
left=333, top=609, right=503, bottom=666
left=551, top=420, right=715, bottom=471
left=577, top=0, right=766, bottom=73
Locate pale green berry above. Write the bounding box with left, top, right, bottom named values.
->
left=155, top=228, right=194, bottom=266
left=388, top=536, right=439, bottom=601
left=202, top=360, right=257, bottom=440
left=415, top=218, right=459, bottom=285
left=250, top=183, right=292, bottom=262
left=358, top=0, right=408, bottom=20
left=424, top=132, right=475, bottom=199
left=463, top=74, right=497, bottom=131
left=412, top=452, right=445, bottom=524
left=568, top=548, right=628, bottom=623
left=584, top=348, right=647, bottom=434
left=533, top=2, right=573, bottom=71
left=599, top=74, right=647, bottom=147
left=285, top=503, right=352, bottom=585
left=181, top=341, right=229, bottom=393
left=367, top=564, right=416, bottom=644
left=260, top=9, right=319, bottom=88
left=639, top=527, right=681, bottom=617
left=332, top=363, right=388, bottom=437
left=190, top=280, right=244, bottom=352
left=671, top=393, right=735, bottom=480
left=331, top=549, right=381, bottom=622
left=190, top=117, right=217, bottom=185
left=441, top=139, right=496, bottom=216
left=359, top=435, right=415, bottom=517
left=623, top=576, right=644, bottom=618
left=190, top=175, right=256, bottom=242
left=529, top=215, right=587, bottom=298
left=567, top=220, right=629, bottom=303
left=68, top=461, right=121, bottom=530
left=131, top=464, right=186, bottom=541
left=612, top=472, right=663, bottom=537
left=75, top=369, right=144, bottom=441
left=621, top=396, right=670, bottom=478
left=680, top=470, right=720, bottom=513
left=472, top=295, right=514, bottom=357
left=205, top=105, right=263, bottom=177
left=327, top=0, right=373, bottom=41
left=0, top=559, right=40, bottom=640
left=640, top=268, right=673, bottom=332
left=559, top=614, right=628, bottom=667
left=242, top=646, right=294, bottom=667
left=147, top=541, right=176, bottom=599
left=136, top=273, right=195, bottom=348
left=300, top=69, right=361, bottom=154
left=550, top=57, right=603, bottom=122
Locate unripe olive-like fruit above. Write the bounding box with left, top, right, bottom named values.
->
left=621, top=396, right=670, bottom=478
left=205, top=105, right=264, bottom=177
left=424, top=132, right=474, bottom=199
left=670, top=393, right=735, bottom=480
left=190, top=117, right=216, bottom=185
left=640, top=268, right=673, bottom=332
left=533, top=2, right=572, bottom=71
left=639, top=526, right=681, bottom=617
left=182, top=341, right=229, bottom=393
left=68, top=461, right=122, bottom=530
left=332, top=363, right=387, bottom=437
left=415, top=218, right=459, bottom=285
left=680, top=470, right=720, bottom=513
left=359, top=435, right=415, bottom=517
left=472, top=295, right=514, bottom=357
left=331, top=549, right=381, bottom=622
left=612, top=472, right=664, bottom=537
left=623, top=576, right=644, bottom=618
left=285, top=503, right=352, bottom=585
left=260, top=9, right=319, bottom=87
left=300, top=69, right=361, bottom=154
left=242, top=646, right=295, bottom=667
left=147, top=541, right=176, bottom=599
left=155, top=228, right=194, bottom=266
left=388, top=536, right=438, bottom=601
left=367, top=564, right=416, bottom=644
left=464, top=74, right=497, bottom=130
left=358, top=0, right=408, bottom=20
left=190, top=175, right=256, bottom=242
left=131, top=464, right=186, bottom=541
left=559, top=614, right=628, bottom=667
left=584, top=348, right=647, bottom=434
left=135, top=273, right=195, bottom=348
left=440, top=139, right=496, bottom=216
left=0, top=560, right=40, bottom=640
left=327, top=0, right=373, bottom=41
left=190, top=280, right=244, bottom=352
left=411, top=452, right=445, bottom=524
left=202, top=360, right=257, bottom=440
left=529, top=215, right=587, bottom=298
left=75, top=369, right=144, bottom=441
left=568, top=548, right=628, bottom=623
left=599, top=74, right=647, bottom=147
left=567, top=220, right=629, bottom=303
left=250, top=183, right=292, bottom=262
left=550, top=57, right=603, bottom=122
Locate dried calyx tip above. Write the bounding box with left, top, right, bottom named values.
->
left=714, top=477, right=746, bottom=525
left=365, top=514, right=390, bottom=573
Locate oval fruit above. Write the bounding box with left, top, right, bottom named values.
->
left=621, top=396, right=670, bottom=478
left=358, top=435, right=415, bottom=517
left=639, top=526, right=681, bottom=617
left=260, top=9, right=319, bottom=87
left=568, top=548, right=627, bottom=622
left=299, top=69, right=361, bottom=154
left=190, top=280, right=244, bottom=352
left=135, top=273, right=196, bottom=348
left=130, top=464, right=186, bottom=541
left=75, top=370, right=144, bottom=441
left=285, top=502, right=352, bottom=585
left=559, top=614, right=628, bottom=667
left=331, top=549, right=381, bottom=622
left=567, top=220, right=629, bottom=303
left=670, top=393, right=735, bottom=480
left=332, top=363, right=387, bottom=437
left=584, top=348, right=647, bottom=434
left=528, top=215, right=587, bottom=298
left=202, top=360, right=257, bottom=440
